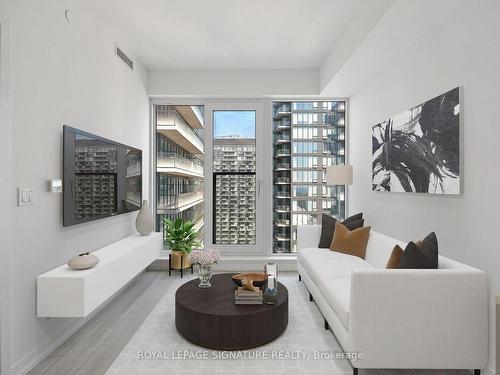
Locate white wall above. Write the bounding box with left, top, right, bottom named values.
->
left=148, top=69, right=319, bottom=97
left=0, top=1, right=150, bottom=373
left=0, top=19, right=14, bottom=375
left=319, top=0, right=394, bottom=93
left=343, top=0, right=500, bottom=372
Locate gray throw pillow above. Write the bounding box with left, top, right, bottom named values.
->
left=318, top=213, right=364, bottom=248
left=397, top=232, right=438, bottom=269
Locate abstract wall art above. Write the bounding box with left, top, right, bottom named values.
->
left=372, top=87, right=460, bottom=195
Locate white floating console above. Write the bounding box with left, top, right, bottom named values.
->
left=37, top=233, right=163, bottom=318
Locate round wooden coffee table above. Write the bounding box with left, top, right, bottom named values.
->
left=175, top=273, right=288, bottom=350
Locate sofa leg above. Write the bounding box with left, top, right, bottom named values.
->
left=353, top=368, right=358, bottom=375
left=474, top=370, right=481, bottom=375
left=324, top=318, right=329, bottom=330
left=309, top=292, right=313, bottom=302
left=298, top=274, right=301, bottom=281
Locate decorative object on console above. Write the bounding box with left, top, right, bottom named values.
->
left=164, top=218, right=200, bottom=270
left=189, top=249, right=220, bottom=288
left=67, top=252, right=99, bottom=270
left=264, top=263, right=278, bottom=305
left=386, top=245, right=404, bottom=268
left=329, top=221, right=371, bottom=259
left=318, top=212, right=364, bottom=248
left=372, top=87, right=460, bottom=194
left=234, top=287, right=263, bottom=304
left=135, top=200, right=153, bottom=236
left=241, top=277, right=259, bottom=292
left=197, top=265, right=213, bottom=288
left=398, top=232, right=438, bottom=269
left=232, top=272, right=266, bottom=288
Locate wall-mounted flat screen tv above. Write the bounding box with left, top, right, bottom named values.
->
left=63, top=125, right=142, bottom=227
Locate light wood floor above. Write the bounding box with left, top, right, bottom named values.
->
left=27, top=271, right=166, bottom=375
left=27, top=271, right=476, bottom=375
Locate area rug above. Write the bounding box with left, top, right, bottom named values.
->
left=106, top=273, right=353, bottom=375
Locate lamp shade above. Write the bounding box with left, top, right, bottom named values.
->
left=326, top=165, right=353, bottom=185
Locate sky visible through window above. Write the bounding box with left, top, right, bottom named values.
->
left=213, top=111, right=255, bottom=139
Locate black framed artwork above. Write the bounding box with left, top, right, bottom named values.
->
left=372, top=87, right=460, bottom=195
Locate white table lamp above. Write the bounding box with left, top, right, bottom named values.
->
left=326, top=165, right=353, bottom=218
left=326, top=165, right=353, bottom=186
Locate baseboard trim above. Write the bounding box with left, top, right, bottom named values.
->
left=148, top=255, right=297, bottom=272
left=484, top=365, right=495, bottom=375
left=12, top=270, right=147, bottom=375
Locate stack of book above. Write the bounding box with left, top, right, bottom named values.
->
left=234, top=287, right=263, bottom=305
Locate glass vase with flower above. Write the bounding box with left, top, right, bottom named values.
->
left=188, top=249, right=221, bottom=288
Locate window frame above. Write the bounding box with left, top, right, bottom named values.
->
left=205, top=103, right=265, bottom=255
left=150, top=97, right=348, bottom=257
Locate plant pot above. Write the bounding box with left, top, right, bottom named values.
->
left=170, top=251, right=191, bottom=270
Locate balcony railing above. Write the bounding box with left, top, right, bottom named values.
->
left=274, top=246, right=290, bottom=253
left=275, top=163, right=291, bottom=170
left=274, top=134, right=291, bottom=143
left=157, top=153, right=204, bottom=176
left=157, top=109, right=204, bottom=154
left=274, top=122, right=291, bottom=132
left=275, top=205, right=290, bottom=212
left=274, top=219, right=290, bottom=226
left=158, top=190, right=204, bottom=211
left=275, top=148, right=291, bottom=157
left=191, top=215, right=204, bottom=231
left=159, top=208, right=203, bottom=223
left=274, top=191, right=291, bottom=198
left=275, top=177, right=290, bottom=184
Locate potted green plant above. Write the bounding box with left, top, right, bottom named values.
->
left=163, top=218, right=200, bottom=270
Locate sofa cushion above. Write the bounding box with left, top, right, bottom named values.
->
left=386, top=245, right=404, bottom=268
left=420, top=232, right=439, bottom=268
left=298, top=247, right=375, bottom=288
left=398, top=232, right=438, bottom=269
left=321, top=278, right=351, bottom=329
left=365, top=231, right=407, bottom=269
left=318, top=213, right=364, bottom=248
left=330, top=222, right=371, bottom=259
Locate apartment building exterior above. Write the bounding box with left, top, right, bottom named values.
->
left=273, top=100, right=346, bottom=253
left=213, top=137, right=256, bottom=245
left=155, top=105, right=205, bottom=241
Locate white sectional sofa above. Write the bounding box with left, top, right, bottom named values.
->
left=297, top=225, right=488, bottom=375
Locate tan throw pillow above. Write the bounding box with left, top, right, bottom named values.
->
left=329, top=221, right=371, bottom=259
left=386, top=245, right=404, bottom=269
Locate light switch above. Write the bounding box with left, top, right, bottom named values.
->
left=50, top=179, right=62, bottom=193
left=18, top=188, right=36, bottom=206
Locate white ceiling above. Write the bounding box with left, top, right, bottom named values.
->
left=94, top=0, right=367, bottom=70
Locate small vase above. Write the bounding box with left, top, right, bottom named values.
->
left=136, top=200, right=153, bottom=236
left=197, top=264, right=213, bottom=288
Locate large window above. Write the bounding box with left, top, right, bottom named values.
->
left=273, top=100, right=346, bottom=253
left=212, top=110, right=256, bottom=245
left=152, top=100, right=345, bottom=256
